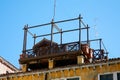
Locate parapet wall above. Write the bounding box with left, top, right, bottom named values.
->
left=1, top=58, right=120, bottom=80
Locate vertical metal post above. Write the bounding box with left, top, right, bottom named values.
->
left=87, top=24, right=90, bottom=47
left=106, top=52, right=108, bottom=60
left=23, top=25, right=28, bottom=54
left=33, top=34, right=36, bottom=46
left=99, top=39, right=102, bottom=50
left=99, top=39, right=102, bottom=59
left=79, top=15, right=81, bottom=50
left=60, top=29, right=62, bottom=45
left=51, top=19, right=54, bottom=54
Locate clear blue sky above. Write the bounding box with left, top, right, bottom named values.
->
left=0, top=0, right=120, bottom=68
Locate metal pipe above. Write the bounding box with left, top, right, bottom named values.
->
left=101, top=40, right=107, bottom=52
left=60, top=29, right=62, bottom=45
left=28, top=17, right=79, bottom=29
left=33, top=34, right=36, bottom=46
left=99, top=39, right=102, bottom=59
left=99, top=39, right=102, bottom=51
left=81, top=20, right=87, bottom=28
left=87, top=24, right=90, bottom=46
left=27, top=30, right=34, bottom=37
left=79, top=14, right=82, bottom=50
left=54, top=17, right=79, bottom=24
left=22, top=25, right=28, bottom=53
left=36, top=27, right=88, bottom=38
left=81, top=38, right=101, bottom=42
left=28, top=22, right=51, bottom=29
left=51, top=19, right=54, bottom=54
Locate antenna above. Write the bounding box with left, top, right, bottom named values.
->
left=93, top=18, right=99, bottom=38
left=53, top=0, right=56, bottom=20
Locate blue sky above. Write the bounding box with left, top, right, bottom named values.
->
left=0, top=0, right=120, bottom=68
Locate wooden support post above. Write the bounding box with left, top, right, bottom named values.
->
left=77, top=55, right=84, bottom=65
left=22, top=64, right=28, bottom=72
left=61, top=70, right=64, bottom=77
left=48, top=59, right=54, bottom=69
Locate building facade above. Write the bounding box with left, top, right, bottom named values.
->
left=0, top=58, right=120, bottom=80
left=0, top=56, right=19, bottom=75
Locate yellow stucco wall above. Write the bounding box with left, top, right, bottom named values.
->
left=0, top=61, right=120, bottom=80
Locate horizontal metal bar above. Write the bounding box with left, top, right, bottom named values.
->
left=35, top=27, right=87, bottom=38
left=54, top=17, right=79, bottom=24
left=89, top=38, right=102, bottom=42
left=23, top=49, right=33, bottom=52
left=28, top=17, right=79, bottom=29
left=61, top=41, right=79, bottom=45
left=82, top=38, right=102, bottom=43
left=36, top=32, right=59, bottom=38
left=62, top=27, right=87, bottom=33
left=93, top=49, right=108, bottom=54
left=28, top=22, right=51, bottom=29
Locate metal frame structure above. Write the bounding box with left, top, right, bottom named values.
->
left=22, top=15, right=108, bottom=62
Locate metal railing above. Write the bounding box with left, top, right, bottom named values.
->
left=21, top=41, right=80, bottom=59
left=20, top=39, right=108, bottom=62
